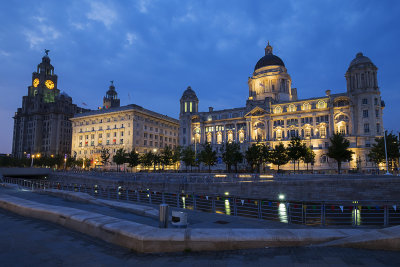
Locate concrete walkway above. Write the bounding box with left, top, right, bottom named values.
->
left=1, top=208, right=400, bottom=266
left=1, top=185, right=399, bottom=253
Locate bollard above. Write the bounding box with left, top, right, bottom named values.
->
left=159, top=204, right=169, bottom=228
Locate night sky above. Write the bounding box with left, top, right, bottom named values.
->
left=1, top=0, right=399, bottom=154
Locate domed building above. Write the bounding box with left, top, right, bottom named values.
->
left=179, top=43, right=385, bottom=172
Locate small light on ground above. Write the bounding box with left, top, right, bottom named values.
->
left=279, top=194, right=285, bottom=200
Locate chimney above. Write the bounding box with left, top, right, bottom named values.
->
left=325, top=90, right=331, bottom=96
left=209, top=107, right=214, bottom=112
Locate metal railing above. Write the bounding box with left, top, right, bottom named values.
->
left=3, top=177, right=400, bottom=227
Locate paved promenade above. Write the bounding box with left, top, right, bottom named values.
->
left=1, top=208, right=400, bottom=266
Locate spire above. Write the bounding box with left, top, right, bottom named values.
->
left=265, top=41, right=273, bottom=55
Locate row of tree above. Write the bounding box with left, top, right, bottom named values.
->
left=1, top=132, right=399, bottom=173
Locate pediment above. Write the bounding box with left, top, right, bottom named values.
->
left=244, top=106, right=267, bottom=117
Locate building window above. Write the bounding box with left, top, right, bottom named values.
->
left=185, top=102, right=187, bottom=112
left=121, top=131, right=124, bottom=137
left=120, top=139, right=123, bottom=144
left=106, top=140, right=110, bottom=145
left=376, top=109, right=379, bottom=118
left=374, top=98, right=378, bottom=105
left=362, top=98, right=368, bottom=105
left=91, top=141, right=94, bottom=146
left=99, top=133, right=102, bottom=138
left=114, top=132, right=117, bottom=137
left=320, top=127, right=326, bottom=137
left=190, top=102, right=192, bottom=112
left=182, top=128, right=186, bottom=134
left=337, top=123, right=346, bottom=135
left=376, top=123, right=380, bottom=133
left=302, top=102, right=311, bottom=111
left=107, top=133, right=110, bottom=138
left=364, top=123, right=370, bottom=133
left=363, top=110, right=369, bottom=118
left=317, top=100, right=327, bottom=109
left=113, top=139, right=116, bottom=144
left=274, top=106, right=282, bottom=114
left=288, top=104, right=296, bottom=112
left=227, top=131, right=233, bottom=143
left=276, top=129, right=282, bottom=139
left=305, top=128, right=311, bottom=138
left=239, top=131, right=245, bottom=143
left=144, top=140, right=147, bottom=146
left=217, top=132, right=222, bottom=144
left=206, top=133, right=212, bottom=143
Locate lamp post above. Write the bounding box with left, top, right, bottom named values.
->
left=383, top=129, right=391, bottom=175
left=30, top=155, right=35, bottom=167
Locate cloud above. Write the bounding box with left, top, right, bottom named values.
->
left=137, top=0, right=151, bottom=14
left=24, top=24, right=60, bottom=49
left=86, top=1, right=117, bottom=29
left=0, top=50, right=10, bottom=57
left=126, top=32, right=137, bottom=46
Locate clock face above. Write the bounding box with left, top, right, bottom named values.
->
left=33, top=78, right=39, bottom=87
left=45, top=80, right=55, bottom=89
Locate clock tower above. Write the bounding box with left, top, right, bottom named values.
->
left=12, top=50, right=88, bottom=158
left=29, top=50, right=59, bottom=103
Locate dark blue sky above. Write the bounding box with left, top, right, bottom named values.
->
left=1, top=0, right=399, bottom=153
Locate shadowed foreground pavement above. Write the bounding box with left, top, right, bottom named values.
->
left=1, top=209, right=400, bottom=267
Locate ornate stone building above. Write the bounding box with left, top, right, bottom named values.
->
left=71, top=84, right=179, bottom=169
left=12, top=51, right=87, bottom=158
left=179, top=43, right=384, bottom=172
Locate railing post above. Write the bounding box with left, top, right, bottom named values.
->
left=177, top=193, right=180, bottom=208
left=162, top=192, right=165, bottom=204
left=136, top=190, right=140, bottom=202
left=107, top=188, right=110, bottom=199
left=384, top=205, right=389, bottom=227
left=126, top=189, right=129, bottom=201
left=233, top=198, right=238, bottom=216
left=212, top=196, right=216, bottom=213
left=193, top=194, right=197, bottom=210
left=321, top=202, right=325, bottom=226
left=258, top=199, right=262, bottom=219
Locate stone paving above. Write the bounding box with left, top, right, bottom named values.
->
left=1, top=208, right=400, bottom=266
left=0, top=186, right=311, bottom=229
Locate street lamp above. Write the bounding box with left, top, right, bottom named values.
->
left=30, top=155, right=35, bottom=167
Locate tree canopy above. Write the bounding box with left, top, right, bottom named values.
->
left=327, top=133, right=354, bottom=174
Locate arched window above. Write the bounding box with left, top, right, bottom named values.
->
left=239, top=131, right=245, bottom=143
left=288, top=104, right=296, bottom=112
left=276, top=129, right=282, bottom=140
left=206, top=133, right=212, bottom=143
left=302, top=102, right=311, bottom=111
left=217, top=132, right=222, bottom=144
left=227, top=131, right=234, bottom=143
left=317, top=100, right=327, bottom=109
left=274, top=106, right=282, bottom=114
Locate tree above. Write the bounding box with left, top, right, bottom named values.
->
left=181, top=146, right=196, bottom=172
left=126, top=149, right=140, bottom=172
left=83, top=158, right=91, bottom=169
left=140, top=152, right=153, bottom=170
left=113, top=148, right=126, bottom=171
left=327, top=133, right=354, bottom=174
left=172, top=146, right=182, bottom=170
left=100, top=148, right=110, bottom=167
left=287, top=137, right=306, bottom=173
left=269, top=143, right=289, bottom=172
left=199, top=143, right=217, bottom=172
left=75, top=158, right=83, bottom=168
left=301, top=146, right=316, bottom=171
left=151, top=152, right=161, bottom=171
left=245, top=144, right=264, bottom=173
left=222, top=142, right=243, bottom=173
left=368, top=132, right=400, bottom=171
left=160, top=146, right=173, bottom=170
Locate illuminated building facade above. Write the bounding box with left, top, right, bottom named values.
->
left=71, top=84, right=179, bottom=168
left=12, top=51, right=87, bottom=158
left=179, top=43, right=384, bottom=172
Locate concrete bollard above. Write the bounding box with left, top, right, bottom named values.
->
left=159, top=204, right=169, bottom=228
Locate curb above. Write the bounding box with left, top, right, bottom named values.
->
left=0, top=193, right=378, bottom=253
